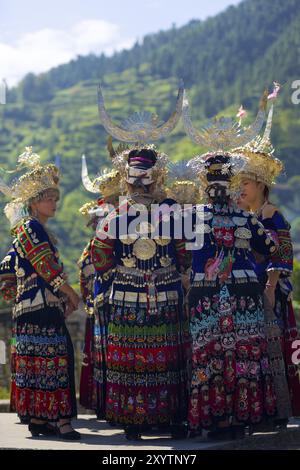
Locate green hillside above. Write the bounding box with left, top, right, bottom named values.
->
left=1, top=0, right=300, bottom=286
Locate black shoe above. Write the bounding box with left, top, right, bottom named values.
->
left=19, top=416, right=30, bottom=424
left=188, top=429, right=202, bottom=438
left=207, top=426, right=245, bottom=441
left=232, top=425, right=245, bottom=440
left=249, top=421, right=275, bottom=434
left=274, top=418, right=288, bottom=431
left=29, top=422, right=57, bottom=437
left=57, top=423, right=81, bottom=441
left=171, top=423, right=188, bottom=440
left=124, top=425, right=142, bottom=441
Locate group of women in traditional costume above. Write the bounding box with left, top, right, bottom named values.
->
left=0, top=82, right=299, bottom=442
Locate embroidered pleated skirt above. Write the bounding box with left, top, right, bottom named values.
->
left=188, top=282, right=277, bottom=432
left=105, top=299, right=190, bottom=426
left=14, top=306, right=77, bottom=421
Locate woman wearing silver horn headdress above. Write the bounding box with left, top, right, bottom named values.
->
left=183, top=92, right=279, bottom=440
left=0, top=147, right=81, bottom=440
left=84, top=83, right=191, bottom=440
left=233, top=101, right=300, bottom=428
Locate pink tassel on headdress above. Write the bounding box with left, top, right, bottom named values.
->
left=267, top=81, right=281, bottom=101
left=236, top=105, right=247, bottom=125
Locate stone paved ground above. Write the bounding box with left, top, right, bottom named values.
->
left=0, top=413, right=299, bottom=451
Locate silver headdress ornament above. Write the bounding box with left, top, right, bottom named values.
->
left=242, top=104, right=274, bottom=154
left=81, top=155, right=98, bottom=194
left=231, top=103, right=283, bottom=188
left=166, top=160, right=201, bottom=204
left=182, top=90, right=268, bottom=151
left=97, top=81, right=184, bottom=142
left=81, top=136, right=126, bottom=196
left=0, top=146, right=59, bottom=229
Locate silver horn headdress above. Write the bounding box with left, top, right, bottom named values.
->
left=183, top=90, right=268, bottom=152
left=98, top=81, right=184, bottom=142
left=230, top=103, right=284, bottom=188
left=185, top=91, right=269, bottom=189
left=84, top=82, right=183, bottom=198
left=81, top=154, right=121, bottom=197
left=81, top=136, right=127, bottom=196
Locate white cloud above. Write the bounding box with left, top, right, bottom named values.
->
left=0, top=20, right=135, bottom=86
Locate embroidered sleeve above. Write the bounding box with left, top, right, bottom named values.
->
left=90, top=237, right=115, bottom=274
left=78, top=241, right=95, bottom=305
left=266, top=212, right=293, bottom=274
left=16, top=219, right=65, bottom=291
left=0, top=251, right=17, bottom=302
left=248, top=216, right=277, bottom=256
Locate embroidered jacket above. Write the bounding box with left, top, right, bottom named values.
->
left=90, top=198, right=187, bottom=312
left=189, top=203, right=276, bottom=287
left=11, top=217, right=66, bottom=318
left=256, top=210, right=293, bottom=278
left=78, top=240, right=95, bottom=314
left=0, top=247, right=17, bottom=302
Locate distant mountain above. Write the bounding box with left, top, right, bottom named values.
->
left=1, top=0, right=300, bottom=283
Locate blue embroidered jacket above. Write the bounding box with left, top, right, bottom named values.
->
left=10, top=217, right=66, bottom=318
left=255, top=210, right=293, bottom=279
left=90, top=198, right=188, bottom=312
left=189, top=203, right=276, bottom=287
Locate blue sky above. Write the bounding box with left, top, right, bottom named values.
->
left=0, top=0, right=241, bottom=85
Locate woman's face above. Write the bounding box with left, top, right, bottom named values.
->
left=239, top=178, right=263, bottom=206
left=30, top=190, right=59, bottom=219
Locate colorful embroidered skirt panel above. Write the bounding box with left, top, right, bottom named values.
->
left=106, top=303, right=190, bottom=425
left=14, top=307, right=77, bottom=421
left=188, top=282, right=277, bottom=431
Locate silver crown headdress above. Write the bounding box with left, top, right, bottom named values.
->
left=0, top=147, right=59, bottom=228
left=166, top=160, right=201, bottom=204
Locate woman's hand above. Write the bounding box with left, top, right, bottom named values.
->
left=64, top=301, right=75, bottom=318
left=59, top=283, right=80, bottom=312
left=68, top=289, right=80, bottom=310
left=181, top=273, right=191, bottom=292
